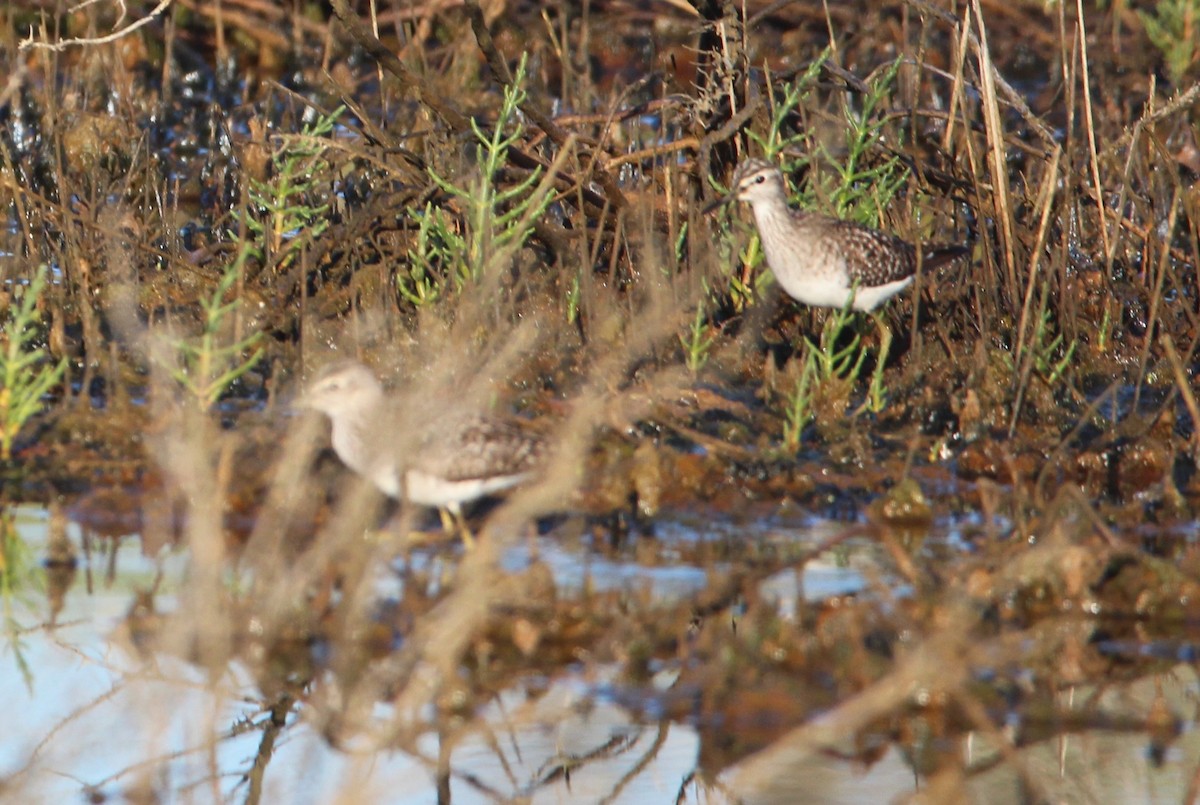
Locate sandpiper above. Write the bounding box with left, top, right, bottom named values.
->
left=707, top=158, right=967, bottom=313
left=298, top=360, right=543, bottom=540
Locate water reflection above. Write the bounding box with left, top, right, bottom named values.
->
left=1, top=503, right=1196, bottom=803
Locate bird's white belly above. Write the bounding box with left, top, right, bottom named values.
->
left=843, top=277, right=913, bottom=312
left=404, top=469, right=530, bottom=508
left=773, top=269, right=854, bottom=309
left=765, top=250, right=912, bottom=312
left=369, top=466, right=402, bottom=498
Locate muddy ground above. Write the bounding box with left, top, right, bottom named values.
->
left=1, top=0, right=1200, bottom=802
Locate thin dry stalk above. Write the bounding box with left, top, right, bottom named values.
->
left=1074, top=0, right=1112, bottom=261
left=940, top=3, right=972, bottom=155
left=1161, top=334, right=1200, bottom=464
left=725, top=619, right=976, bottom=798
left=969, top=0, right=1017, bottom=299
left=1133, top=186, right=1182, bottom=408
left=147, top=387, right=235, bottom=665
left=18, top=0, right=173, bottom=52
left=952, top=688, right=1045, bottom=799
left=1009, top=144, right=1063, bottom=436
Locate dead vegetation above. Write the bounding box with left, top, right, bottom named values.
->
left=1, top=0, right=1199, bottom=801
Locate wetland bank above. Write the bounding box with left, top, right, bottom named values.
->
left=2, top=0, right=1200, bottom=802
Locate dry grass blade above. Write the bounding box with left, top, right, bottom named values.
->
left=969, top=0, right=1017, bottom=296
left=1074, top=0, right=1112, bottom=261
left=5, top=0, right=1200, bottom=801
left=1009, top=144, right=1062, bottom=436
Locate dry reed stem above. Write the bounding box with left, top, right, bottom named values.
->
left=1009, top=144, right=1063, bottom=436
left=329, top=0, right=470, bottom=133
left=19, top=0, right=173, bottom=53
left=1161, top=334, right=1200, bottom=465
left=1133, top=186, right=1182, bottom=408
left=148, top=391, right=234, bottom=663
left=1074, top=0, right=1112, bottom=261
left=6, top=3, right=1200, bottom=800
left=940, top=1, right=972, bottom=155
left=729, top=483, right=1119, bottom=799
left=952, top=688, right=1043, bottom=798
left=726, top=618, right=976, bottom=797
left=969, top=0, right=1017, bottom=298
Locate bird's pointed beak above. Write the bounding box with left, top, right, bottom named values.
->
left=701, top=193, right=734, bottom=215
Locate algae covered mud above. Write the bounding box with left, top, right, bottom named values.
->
left=1, top=0, right=1199, bottom=801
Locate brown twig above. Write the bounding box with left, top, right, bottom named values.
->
left=328, top=0, right=471, bottom=133
left=462, top=0, right=629, bottom=211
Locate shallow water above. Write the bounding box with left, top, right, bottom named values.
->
left=0, top=503, right=873, bottom=802
left=4, top=502, right=1199, bottom=803
left=3, top=0, right=1199, bottom=799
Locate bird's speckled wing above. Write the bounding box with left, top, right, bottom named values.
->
left=416, top=415, right=543, bottom=483
left=825, top=220, right=918, bottom=287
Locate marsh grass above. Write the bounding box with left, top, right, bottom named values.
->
left=168, top=246, right=263, bottom=411
left=0, top=266, right=66, bottom=459
left=1138, top=0, right=1199, bottom=84
left=238, top=104, right=344, bottom=276
left=1, top=0, right=1199, bottom=801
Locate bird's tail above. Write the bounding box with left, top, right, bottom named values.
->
left=918, top=243, right=971, bottom=272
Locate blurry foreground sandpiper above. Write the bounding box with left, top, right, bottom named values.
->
left=707, top=158, right=968, bottom=314
left=298, top=360, right=544, bottom=543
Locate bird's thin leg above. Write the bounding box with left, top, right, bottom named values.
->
left=440, top=504, right=476, bottom=550
left=456, top=514, right=476, bottom=551
left=859, top=311, right=892, bottom=415
left=849, top=311, right=897, bottom=415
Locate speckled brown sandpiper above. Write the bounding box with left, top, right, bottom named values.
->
left=708, top=158, right=967, bottom=312
left=298, top=360, right=543, bottom=538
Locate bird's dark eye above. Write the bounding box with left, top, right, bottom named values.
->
left=755, top=175, right=765, bottom=184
